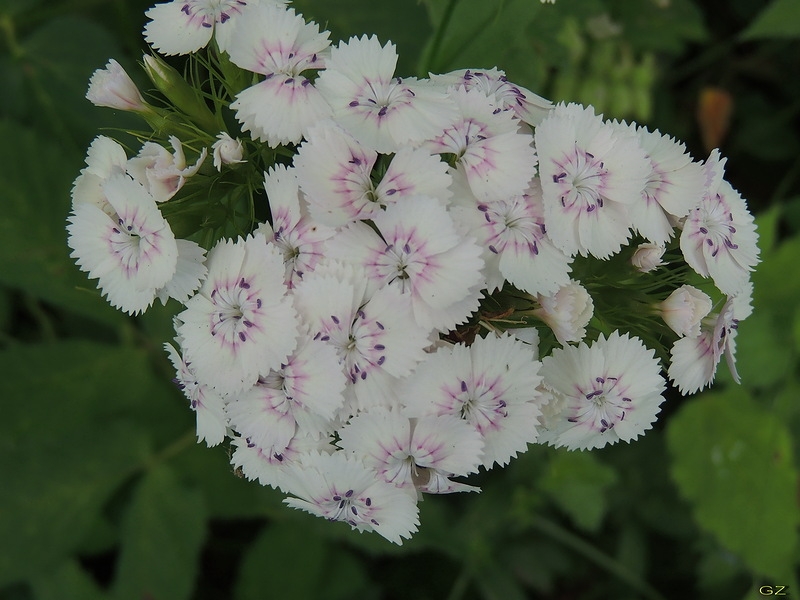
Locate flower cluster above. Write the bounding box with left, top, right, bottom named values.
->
left=67, top=0, right=759, bottom=543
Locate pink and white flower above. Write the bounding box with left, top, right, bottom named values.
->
left=403, top=334, right=544, bottom=469
left=680, top=151, right=760, bottom=296
left=67, top=172, right=179, bottom=315
left=658, top=285, right=712, bottom=338
left=539, top=331, right=666, bottom=450
left=338, top=408, right=484, bottom=493
left=144, top=0, right=288, bottom=56
left=228, top=4, right=332, bottom=147
left=536, top=103, right=649, bottom=258
left=425, top=86, right=537, bottom=202
left=177, top=233, right=298, bottom=396
left=165, top=341, right=228, bottom=446
left=432, top=67, right=553, bottom=126
left=316, top=35, right=457, bottom=153
left=325, top=195, right=485, bottom=331
left=257, top=164, right=335, bottom=288
left=282, top=451, right=420, bottom=544
left=212, top=132, right=245, bottom=171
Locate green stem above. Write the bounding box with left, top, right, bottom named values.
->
left=445, top=565, right=472, bottom=600
left=530, top=516, right=668, bottom=600
left=419, top=0, right=460, bottom=76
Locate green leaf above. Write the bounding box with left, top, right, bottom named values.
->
left=19, top=16, right=127, bottom=147
left=292, top=0, right=431, bottom=76
left=0, top=120, right=125, bottom=326
left=733, top=311, right=794, bottom=388
left=0, top=341, right=152, bottom=586
left=234, top=522, right=369, bottom=600
left=29, top=560, right=107, bottom=600
left=540, top=450, right=618, bottom=532
left=606, top=0, right=708, bottom=53
left=740, top=0, right=800, bottom=40
left=666, top=388, right=800, bottom=579
left=111, top=465, right=206, bottom=600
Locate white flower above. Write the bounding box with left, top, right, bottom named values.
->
left=451, top=176, right=572, bottom=296
left=668, top=288, right=750, bottom=394
left=67, top=172, right=178, bottom=315
left=425, top=86, right=537, bottom=202
left=432, top=67, right=553, bottom=126
left=680, top=151, right=759, bottom=296
left=71, top=136, right=129, bottom=213
left=538, top=331, right=666, bottom=450
left=316, top=35, right=457, bottom=153
left=155, top=239, right=207, bottom=305
left=165, top=341, right=228, bottom=446
left=338, top=408, right=484, bottom=492
left=226, top=334, right=346, bottom=450
left=615, top=123, right=705, bottom=245
left=631, top=243, right=666, bottom=273
left=144, top=0, right=287, bottom=56
left=536, top=103, right=649, bottom=258
left=231, top=430, right=336, bottom=490
left=126, top=136, right=207, bottom=202
left=177, top=233, right=299, bottom=396
left=292, top=264, right=430, bottom=412
left=211, top=132, right=245, bottom=171
left=325, top=195, right=485, bottom=331
left=532, top=280, right=593, bottom=344
left=257, top=164, right=335, bottom=288
left=282, top=451, right=420, bottom=544
left=228, top=4, right=332, bottom=147
left=659, top=285, right=712, bottom=338
left=403, top=333, right=544, bottom=469
left=86, top=59, right=146, bottom=112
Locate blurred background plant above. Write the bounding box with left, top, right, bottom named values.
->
left=1, top=0, right=799, bottom=598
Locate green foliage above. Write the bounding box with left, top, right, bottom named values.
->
left=0, top=0, right=798, bottom=599
left=667, top=387, right=800, bottom=580
left=111, top=465, right=206, bottom=600
left=740, top=0, right=800, bottom=40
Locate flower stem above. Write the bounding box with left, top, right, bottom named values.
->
left=419, top=0, right=460, bottom=76
left=530, top=515, right=668, bottom=600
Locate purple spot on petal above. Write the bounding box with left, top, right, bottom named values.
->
left=238, top=332, right=246, bottom=342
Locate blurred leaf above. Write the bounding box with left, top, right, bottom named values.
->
left=291, top=0, right=431, bottom=76
left=0, top=0, right=43, bottom=16
left=475, top=558, right=528, bottom=600
left=19, top=16, right=124, bottom=147
left=754, top=205, right=781, bottom=257
left=751, top=234, right=800, bottom=325
left=540, top=450, right=618, bottom=533
left=667, top=387, right=800, bottom=579
left=740, top=0, right=800, bottom=40
left=111, top=465, right=206, bottom=600
left=607, top=0, right=707, bottom=52
left=734, top=311, right=794, bottom=388
left=29, top=560, right=107, bottom=600
left=0, top=342, right=152, bottom=586
left=0, top=120, right=125, bottom=326
left=171, top=442, right=285, bottom=520
left=234, top=522, right=369, bottom=600
left=420, top=0, right=551, bottom=85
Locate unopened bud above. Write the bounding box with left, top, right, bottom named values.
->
left=86, top=59, right=147, bottom=112
left=659, top=285, right=712, bottom=338
left=143, top=54, right=218, bottom=132
left=212, top=132, right=245, bottom=171
left=631, top=243, right=665, bottom=273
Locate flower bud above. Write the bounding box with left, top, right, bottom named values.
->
left=127, top=136, right=207, bottom=202
left=659, top=285, right=712, bottom=338
left=86, top=59, right=147, bottom=112
left=631, top=243, right=665, bottom=273
left=532, top=280, right=594, bottom=344
left=143, top=54, right=218, bottom=132
left=212, top=132, right=245, bottom=171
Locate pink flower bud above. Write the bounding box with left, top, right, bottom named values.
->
left=659, top=285, right=712, bottom=338
left=86, top=59, right=146, bottom=112
left=533, top=281, right=593, bottom=344
left=631, top=243, right=666, bottom=273
left=212, top=132, right=245, bottom=171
